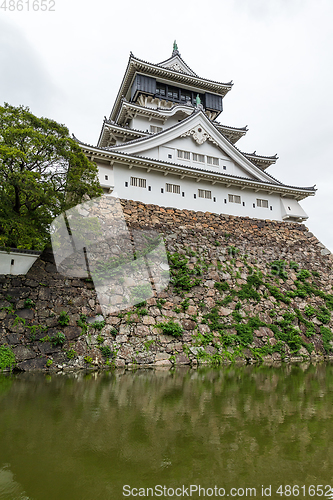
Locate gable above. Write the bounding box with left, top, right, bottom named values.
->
left=111, top=111, right=276, bottom=184
left=139, top=135, right=258, bottom=180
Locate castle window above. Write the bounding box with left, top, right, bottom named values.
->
left=168, top=154, right=172, bottom=159
left=166, top=183, right=181, bottom=194
left=156, top=82, right=166, bottom=96
left=177, top=150, right=190, bottom=160
left=105, top=175, right=108, bottom=180
left=130, top=177, right=146, bottom=188
left=223, top=165, right=227, bottom=170
left=228, top=194, right=241, bottom=204
left=150, top=125, right=163, bottom=133
left=167, top=85, right=179, bottom=100
left=207, top=156, right=219, bottom=166
left=198, top=189, right=212, bottom=199
left=257, top=198, right=269, bottom=208
left=193, top=153, right=204, bottom=163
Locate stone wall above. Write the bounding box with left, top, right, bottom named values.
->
left=1, top=199, right=333, bottom=372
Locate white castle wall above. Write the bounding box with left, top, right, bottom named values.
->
left=112, top=164, right=284, bottom=220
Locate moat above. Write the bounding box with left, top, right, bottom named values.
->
left=0, top=363, right=332, bottom=499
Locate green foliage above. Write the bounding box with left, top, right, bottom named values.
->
left=0, top=346, right=16, bottom=371
left=232, top=310, right=242, bottom=323
left=99, top=345, right=112, bottom=357
left=66, top=349, right=76, bottom=360
left=90, top=320, right=106, bottom=330
left=180, top=298, right=190, bottom=311
left=51, top=332, right=66, bottom=346
left=265, top=284, right=291, bottom=304
left=311, top=270, right=320, bottom=278
left=130, top=284, right=152, bottom=304
left=269, top=310, right=277, bottom=318
left=270, top=260, right=288, bottom=280
left=46, top=359, right=53, bottom=367
left=0, top=103, right=102, bottom=250
left=289, top=261, right=299, bottom=271
left=24, top=298, right=35, bottom=309
left=58, top=311, right=70, bottom=327
left=316, top=306, right=331, bottom=324
left=144, top=339, right=156, bottom=352
left=227, top=246, right=239, bottom=257
left=320, top=326, right=333, bottom=353
left=235, top=324, right=253, bottom=345
left=168, top=252, right=202, bottom=291
left=297, top=269, right=312, bottom=282
left=156, top=320, right=183, bottom=337
left=84, top=356, right=93, bottom=365
left=304, top=305, right=316, bottom=317
left=156, top=298, right=166, bottom=310
left=214, top=281, right=229, bottom=293
left=237, top=283, right=261, bottom=302
left=77, top=314, right=88, bottom=334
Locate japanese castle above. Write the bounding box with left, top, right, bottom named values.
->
left=79, top=42, right=315, bottom=222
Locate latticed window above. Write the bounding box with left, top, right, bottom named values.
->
left=193, top=153, right=204, bottom=163
left=130, top=177, right=146, bottom=188
left=198, top=189, right=212, bottom=199
left=228, top=194, right=241, bottom=204
left=177, top=150, right=190, bottom=160
left=257, top=198, right=269, bottom=208
left=166, top=183, right=181, bottom=194
left=207, top=156, right=219, bottom=166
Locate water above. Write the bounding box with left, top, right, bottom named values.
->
left=0, top=364, right=333, bottom=499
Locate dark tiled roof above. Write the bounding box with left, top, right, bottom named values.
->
left=130, top=53, right=233, bottom=89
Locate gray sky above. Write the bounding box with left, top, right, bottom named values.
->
left=1, top=0, right=333, bottom=250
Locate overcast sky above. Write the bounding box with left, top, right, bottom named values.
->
left=1, top=0, right=333, bottom=251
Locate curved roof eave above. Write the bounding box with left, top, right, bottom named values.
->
left=78, top=142, right=316, bottom=199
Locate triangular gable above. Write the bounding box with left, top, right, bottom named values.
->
left=111, top=111, right=280, bottom=185
left=158, top=54, right=197, bottom=76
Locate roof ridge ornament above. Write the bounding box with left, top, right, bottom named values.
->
left=172, top=40, right=180, bottom=57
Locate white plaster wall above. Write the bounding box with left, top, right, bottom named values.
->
left=112, top=165, right=285, bottom=220
left=131, top=116, right=164, bottom=132
left=95, top=162, right=114, bottom=189
left=0, top=251, right=40, bottom=275
left=137, top=136, right=257, bottom=179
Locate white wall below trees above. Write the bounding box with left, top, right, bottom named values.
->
left=0, top=250, right=41, bottom=275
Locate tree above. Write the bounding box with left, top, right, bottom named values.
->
left=0, top=103, right=103, bottom=250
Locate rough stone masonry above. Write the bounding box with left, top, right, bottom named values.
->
left=1, top=199, right=333, bottom=372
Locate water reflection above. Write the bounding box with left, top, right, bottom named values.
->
left=0, top=364, right=333, bottom=499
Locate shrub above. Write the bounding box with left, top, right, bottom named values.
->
left=320, top=326, right=333, bottom=353
left=24, top=298, right=35, bottom=309
left=156, top=320, right=183, bottom=337
left=51, top=332, right=66, bottom=346
left=297, top=269, right=311, bottom=282
left=214, top=281, right=230, bottom=293
left=235, top=324, right=253, bottom=346
left=289, top=261, right=299, bottom=271
left=99, top=345, right=112, bottom=357
left=58, top=311, right=70, bottom=327
left=316, top=307, right=331, bottom=324
left=66, top=349, right=76, bottom=360
left=0, top=346, right=16, bottom=371
left=304, top=305, right=316, bottom=317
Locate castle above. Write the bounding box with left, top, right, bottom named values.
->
left=78, top=42, right=315, bottom=222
